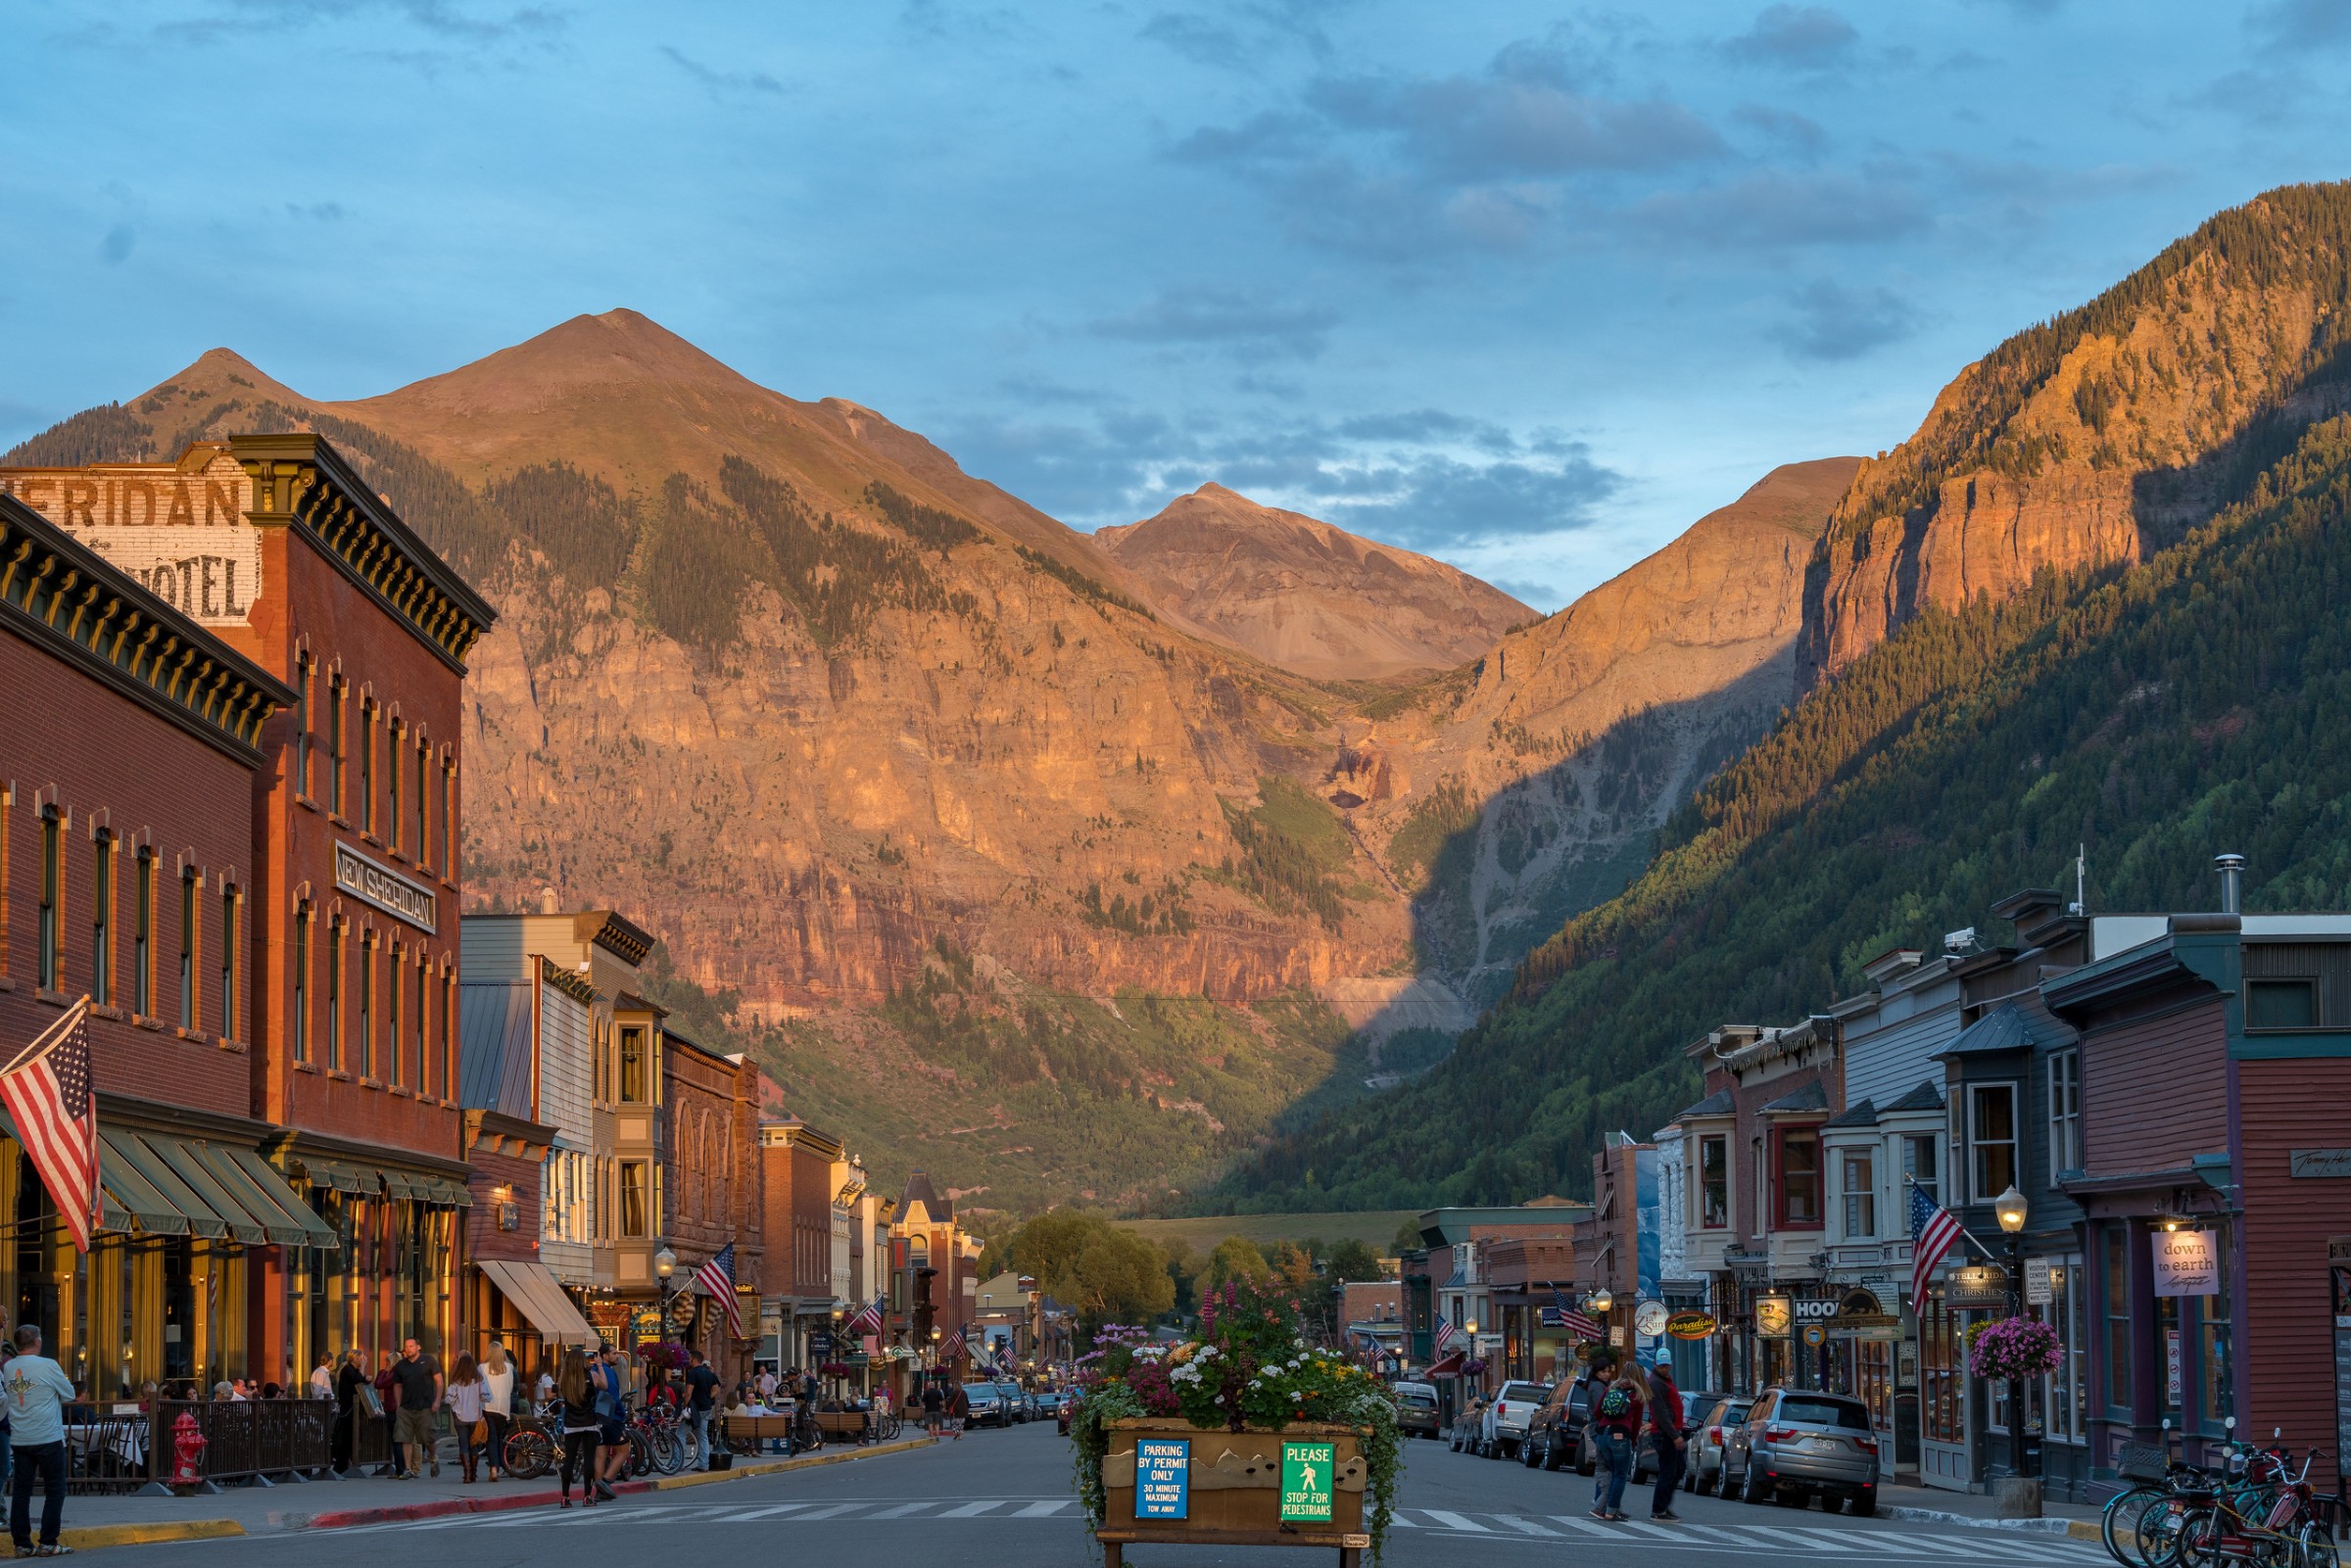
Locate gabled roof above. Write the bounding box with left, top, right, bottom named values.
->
left=1760, top=1081, right=1830, bottom=1114
left=1937, top=1002, right=2035, bottom=1059
left=1883, top=1079, right=1945, bottom=1113
left=1674, top=1087, right=1735, bottom=1119
left=900, top=1169, right=952, bottom=1222
left=1824, top=1097, right=1879, bottom=1128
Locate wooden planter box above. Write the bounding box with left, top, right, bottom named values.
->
left=1097, top=1417, right=1371, bottom=1566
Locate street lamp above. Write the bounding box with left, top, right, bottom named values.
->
left=1994, top=1185, right=2030, bottom=1481
left=654, top=1244, right=678, bottom=1348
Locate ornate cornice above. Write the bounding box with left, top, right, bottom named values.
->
left=0, top=494, right=293, bottom=764
left=539, top=955, right=600, bottom=1008
left=229, top=433, right=496, bottom=673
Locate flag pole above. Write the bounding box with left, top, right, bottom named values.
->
left=1, top=997, right=89, bottom=1078
left=1901, top=1174, right=2000, bottom=1261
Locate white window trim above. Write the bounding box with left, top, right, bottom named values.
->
left=2047, top=1051, right=2082, bottom=1174
left=1966, top=1080, right=2021, bottom=1204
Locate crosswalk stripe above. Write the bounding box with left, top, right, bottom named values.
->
left=936, top=1499, right=1005, bottom=1517
left=1492, top=1515, right=1559, bottom=1536
left=1899, top=1530, right=2097, bottom=1560
left=1675, top=1523, right=1758, bottom=1543
left=1781, top=1527, right=1941, bottom=1555
left=722, top=1503, right=818, bottom=1519
left=791, top=1502, right=867, bottom=1520
left=1424, top=1509, right=1494, bottom=1532
left=1746, top=1524, right=1859, bottom=1551
left=1547, top=1514, right=1624, bottom=1537
left=1011, top=1500, right=1070, bottom=1517
left=1615, top=1520, right=1689, bottom=1540
left=866, top=1501, right=940, bottom=1518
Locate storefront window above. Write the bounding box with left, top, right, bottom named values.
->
left=2046, top=1257, right=2087, bottom=1443
left=1922, top=1295, right=1963, bottom=1444
left=2195, top=1235, right=2232, bottom=1434
left=1700, top=1135, right=1729, bottom=1228
left=2105, top=1224, right=2133, bottom=1413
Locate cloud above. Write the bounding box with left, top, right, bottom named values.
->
left=1731, top=103, right=1828, bottom=157
left=1140, top=11, right=1248, bottom=70
left=157, top=0, right=561, bottom=48
left=1630, top=166, right=1928, bottom=248
left=660, top=44, right=784, bottom=98
left=2247, top=0, right=2351, bottom=46
left=1723, top=5, right=1859, bottom=70
left=100, top=225, right=135, bottom=264
left=285, top=201, right=348, bottom=221
left=1087, top=285, right=1339, bottom=360
left=1769, top=278, right=1920, bottom=360
left=1304, top=62, right=1727, bottom=180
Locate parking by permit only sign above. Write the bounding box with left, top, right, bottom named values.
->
left=1280, top=1441, right=1335, bottom=1523
left=1134, top=1438, right=1188, bottom=1520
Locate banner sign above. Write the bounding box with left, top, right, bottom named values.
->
left=1665, top=1311, right=1717, bottom=1340
left=334, top=841, right=439, bottom=933
left=2153, top=1230, right=2221, bottom=1298
left=1135, top=1438, right=1189, bottom=1520
left=1279, top=1441, right=1334, bottom=1523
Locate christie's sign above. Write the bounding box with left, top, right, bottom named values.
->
left=334, top=842, right=438, bottom=933
left=0, top=452, right=263, bottom=628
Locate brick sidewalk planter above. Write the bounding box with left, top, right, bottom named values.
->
left=1095, top=1419, right=1370, bottom=1568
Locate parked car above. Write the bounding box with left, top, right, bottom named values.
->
left=1057, top=1390, right=1079, bottom=1435
left=962, top=1383, right=1008, bottom=1428
left=994, top=1382, right=1034, bottom=1422
left=1450, top=1397, right=1490, bottom=1451
left=1391, top=1381, right=1442, bottom=1440
left=1522, top=1377, right=1592, bottom=1471
left=1720, top=1388, right=1880, bottom=1512
left=1033, top=1390, right=1070, bottom=1418
left=1687, top=1395, right=1752, bottom=1494
left=1480, top=1380, right=1553, bottom=1460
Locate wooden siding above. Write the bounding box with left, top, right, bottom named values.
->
left=2081, top=1000, right=2228, bottom=1176
left=2237, top=1057, right=2351, bottom=1470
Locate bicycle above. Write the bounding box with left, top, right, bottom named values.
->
left=2177, top=1442, right=2333, bottom=1568
left=502, top=1402, right=559, bottom=1481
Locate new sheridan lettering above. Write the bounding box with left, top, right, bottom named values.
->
left=1, top=474, right=243, bottom=528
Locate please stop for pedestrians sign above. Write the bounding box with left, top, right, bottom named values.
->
left=1281, top=1441, right=1335, bottom=1523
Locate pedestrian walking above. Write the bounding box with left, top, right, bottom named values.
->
left=5, top=1324, right=76, bottom=1557
left=920, top=1377, right=943, bottom=1441
left=480, top=1343, right=516, bottom=1483
left=372, top=1355, right=404, bottom=1476
left=682, top=1350, right=719, bottom=1470
left=445, top=1354, right=489, bottom=1484
left=391, top=1338, right=444, bottom=1480
left=553, top=1350, right=602, bottom=1509
left=944, top=1381, right=969, bottom=1441
left=1587, top=1365, right=1645, bottom=1522
left=1575, top=1355, right=1615, bottom=1505
left=1645, top=1358, right=1687, bottom=1521
left=331, top=1350, right=368, bottom=1476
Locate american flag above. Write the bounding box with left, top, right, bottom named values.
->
left=1433, top=1314, right=1459, bottom=1353
left=1, top=1000, right=98, bottom=1255
left=696, top=1242, right=744, bottom=1340
left=1547, top=1286, right=1603, bottom=1340
left=940, top=1324, right=965, bottom=1361
left=1909, top=1182, right=1967, bottom=1309
left=846, top=1294, right=885, bottom=1336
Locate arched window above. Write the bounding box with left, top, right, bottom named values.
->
left=909, top=1235, right=930, bottom=1271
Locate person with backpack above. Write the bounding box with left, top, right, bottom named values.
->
left=1574, top=1355, right=1615, bottom=1504
left=1587, top=1366, right=1645, bottom=1522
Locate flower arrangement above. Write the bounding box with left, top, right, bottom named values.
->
left=633, top=1340, right=690, bottom=1372
left=1965, top=1315, right=2063, bottom=1382
left=1067, top=1279, right=1403, bottom=1561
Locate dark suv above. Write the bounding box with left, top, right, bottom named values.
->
left=1523, top=1376, right=1594, bottom=1470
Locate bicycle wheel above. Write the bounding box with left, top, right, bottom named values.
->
left=656, top=1428, right=687, bottom=1475
left=2297, top=1522, right=2339, bottom=1568
left=2108, top=1487, right=2165, bottom=1567
left=2140, top=1496, right=2201, bottom=1568
left=504, top=1429, right=553, bottom=1481
left=880, top=1412, right=902, bottom=1442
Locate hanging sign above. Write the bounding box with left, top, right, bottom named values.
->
left=1666, top=1311, right=1717, bottom=1341
left=1633, top=1301, right=1669, bottom=1337
left=1754, top=1296, right=1793, bottom=1337
left=2026, top=1259, right=2054, bottom=1306
left=1279, top=1441, right=1334, bottom=1523
left=2152, top=1230, right=2221, bottom=1298
left=1945, top=1265, right=2011, bottom=1308
left=1135, top=1438, right=1189, bottom=1520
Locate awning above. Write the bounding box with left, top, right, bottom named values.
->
left=204, top=1146, right=339, bottom=1252
left=1425, top=1352, right=1466, bottom=1378
left=102, top=1129, right=232, bottom=1241
left=476, top=1259, right=600, bottom=1347
left=418, top=1172, right=473, bottom=1208
left=141, top=1133, right=270, bottom=1245
left=98, top=1142, right=186, bottom=1237
left=298, top=1158, right=369, bottom=1195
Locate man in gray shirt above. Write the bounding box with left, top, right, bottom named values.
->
left=6, top=1325, right=77, bottom=1556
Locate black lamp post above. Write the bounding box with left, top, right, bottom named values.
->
left=654, top=1244, right=678, bottom=1344
left=1994, top=1184, right=2030, bottom=1479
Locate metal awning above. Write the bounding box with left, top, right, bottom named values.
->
left=299, top=1158, right=369, bottom=1194
left=199, top=1145, right=335, bottom=1251
left=475, top=1259, right=600, bottom=1347
left=219, top=1147, right=340, bottom=1250
left=101, top=1129, right=231, bottom=1240
left=97, top=1142, right=185, bottom=1237
left=379, top=1169, right=421, bottom=1202
left=140, top=1133, right=270, bottom=1245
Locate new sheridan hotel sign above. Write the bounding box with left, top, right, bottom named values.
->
left=335, top=842, right=438, bottom=934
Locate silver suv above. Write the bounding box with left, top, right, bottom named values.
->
left=1721, top=1388, right=1880, bottom=1513
left=1479, top=1380, right=1552, bottom=1460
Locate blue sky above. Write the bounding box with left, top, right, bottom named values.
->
left=7, top=1, right=2351, bottom=609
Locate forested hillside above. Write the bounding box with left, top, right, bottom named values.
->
left=1222, top=421, right=2351, bottom=1208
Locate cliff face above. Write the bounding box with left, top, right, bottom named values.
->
left=1799, top=188, right=2351, bottom=689
left=1094, top=483, right=1532, bottom=679
left=1331, top=457, right=1858, bottom=1004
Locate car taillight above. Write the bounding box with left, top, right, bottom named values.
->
left=1708, top=1427, right=1722, bottom=1443
left=1853, top=1438, right=1878, bottom=1453
left=1764, top=1427, right=1796, bottom=1442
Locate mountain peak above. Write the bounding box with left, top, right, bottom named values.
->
left=136, top=347, right=311, bottom=411
left=1095, top=485, right=1529, bottom=680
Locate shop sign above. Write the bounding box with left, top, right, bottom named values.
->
left=1801, top=1324, right=1827, bottom=1348
left=334, top=841, right=439, bottom=933
left=1136, top=1438, right=1189, bottom=1520
left=1633, top=1301, right=1668, bottom=1337
left=1279, top=1442, right=1334, bottom=1523
left=2026, top=1259, right=2054, bottom=1306
left=2152, top=1230, right=2221, bottom=1298
left=2290, top=1150, right=2351, bottom=1178
left=1793, top=1298, right=1840, bottom=1323
left=1754, top=1296, right=1792, bottom=1337
left=1608, top=1325, right=1626, bottom=1347
left=1945, top=1265, right=2011, bottom=1308
left=1665, top=1311, right=1717, bottom=1341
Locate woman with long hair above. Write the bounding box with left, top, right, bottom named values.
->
left=330, top=1351, right=367, bottom=1476
left=445, top=1354, right=487, bottom=1483
left=480, top=1342, right=515, bottom=1483
left=555, top=1350, right=601, bottom=1507
left=591, top=1347, right=629, bottom=1497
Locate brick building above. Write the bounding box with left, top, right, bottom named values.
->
left=0, top=490, right=334, bottom=1397
left=760, top=1117, right=846, bottom=1370
left=662, top=1022, right=761, bottom=1383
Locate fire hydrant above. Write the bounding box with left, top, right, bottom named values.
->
left=171, top=1412, right=206, bottom=1487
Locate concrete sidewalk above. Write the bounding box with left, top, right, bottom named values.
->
left=42, top=1434, right=934, bottom=1553
left=1877, top=1478, right=2105, bottom=1539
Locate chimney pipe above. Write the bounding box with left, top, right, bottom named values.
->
left=2215, top=852, right=2245, bottom=915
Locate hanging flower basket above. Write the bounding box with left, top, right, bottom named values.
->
left=1965, top=1315, right=2062, bottom=1382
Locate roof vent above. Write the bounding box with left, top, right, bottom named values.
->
left=2215, top=853, right=2245, bottom=915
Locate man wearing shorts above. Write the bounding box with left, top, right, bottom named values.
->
left=391, top=1339, right=444, bottom=1479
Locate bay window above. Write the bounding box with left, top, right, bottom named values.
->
left=1968, top=1082, right=2018, bottom=1201
left=1699, top=1134, right=1729, bottom=1228
left=1840, top=1146, right=1875, bottom=1239
left=1778, top=1127, right=1822, bottom=1228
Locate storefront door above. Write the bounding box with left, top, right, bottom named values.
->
left=1919, top=1295, right=1971, bottom=1490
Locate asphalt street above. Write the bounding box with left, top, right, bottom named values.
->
left=151, top=1422, right=2116, bottom=1568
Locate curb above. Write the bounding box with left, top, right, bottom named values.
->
left=1878, top=1503, right=2095, bottom=1537
left=59, top=1522, right=247, bottom=1552
left=274, top=1435, right=934, bottom=1534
